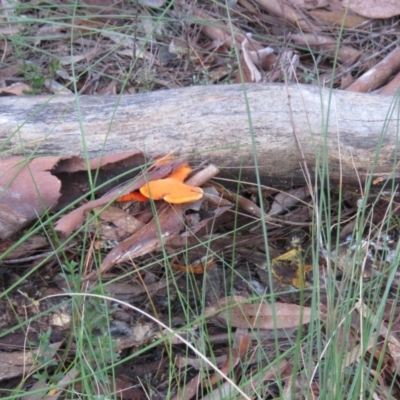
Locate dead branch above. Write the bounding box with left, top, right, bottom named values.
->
left=1, top=83, right=399, bottom=187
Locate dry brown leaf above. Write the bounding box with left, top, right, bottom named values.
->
left=183, top=3, right=263, bottom=51
left=347, top=47, right=400, bottom=93
left=340, top=72, right=354, bottom=89
left=44, top=79, right=72, bottom=95
left=0, top=341, right=62, bottom=382
left=241, top=34, right=262, bottom=82
left=170, top=374, right=201, bottom=400
left=254, top=0, right=317, bottom=32
left=138, top=0, right=165, bottom=7
left=237, top=34, right=275, bottom=83
left=97, top=80, right=118, bottom=95
left=208, top=66, right=233, bottom=82
left=290, top=0, right=328, bottom=9
left=206, top=329, right=250, bottom=387
left=346, top=0, right=400, bottom=19
left=59, top=48, right=99, bottom=66
left=109, top=378, right=148, bottom=400
left=1, top=82, right=33, bottom=95
left=205, top=296, right=312, bottom=329
left=233, top=359, right=291, bottom=398
left=379, top=71, right=400, bottom=95
left=42, top=367, right=79, bottom=400
left=93, top=205, right=145, bottom=242
left=356, top=300, right=400, bottom=376
left=309, top=10, right=366, bottom=28
left=0, top=234, right=48, bottom=259
left=84, top=203, right=185, bottom=280
left=34, top=24, right=69, bottom=46
left=81, top=0, right=117, bottom=6
left=200, top=382, right=237, bottom=400
left=80, top=0, right=124, bottom=24
left=290, top=33, right=360, bottom=64
left=215, top=185, right=265, bottom=217
left=269, top=187, right=310, bottom=215
left=101, top=31, right=151, bottom=60
left=0, top=66, right=18, bottom=80
left=176, top=354, right=227, bottom=370
left=0, top=157, right=62, bottom=239
left=24, top=381, right=49, bottom=400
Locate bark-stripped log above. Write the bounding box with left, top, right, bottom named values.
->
left=1, top=83, right=399, bottom=187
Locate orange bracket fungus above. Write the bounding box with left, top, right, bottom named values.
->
left=117, top=161, right=203, bottom=204
left=140, top=178, right=203, bottom=204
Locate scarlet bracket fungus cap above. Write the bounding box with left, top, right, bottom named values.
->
left=167, top=164, right=193, bottom=181
left=116, top=191, right=149, bottom=202
left=117, top=161, right=202, bottom=204
left=140, top=178, right=203, bottom=204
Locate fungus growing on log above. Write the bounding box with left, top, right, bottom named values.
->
left=117, top=161, right=203, bottom=204
left=139, top=178, right=203, bottom=204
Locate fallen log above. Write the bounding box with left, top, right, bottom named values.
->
left=1, top=83, right=399, bottom=187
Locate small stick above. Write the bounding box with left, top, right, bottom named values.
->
left=186, top=164, right=220, bottom=187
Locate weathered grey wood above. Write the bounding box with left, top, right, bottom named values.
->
left=1, top=83, right=400, bottom=186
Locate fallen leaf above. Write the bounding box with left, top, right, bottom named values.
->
left=42, top=367, right=79, bottom=400
left=1, top=82, right=33, bottom=95
left=290, top=0, right=328, bottom=9
left=290, top=33, right=361, bottom=64
left=200, top=382, right=238, bottom=400
left=44, top=78, right=72, bottom=95
left=241, top=34, right=262, bottom=82
left=380, top=71, right=400, bottom=95
left=109, top=378, right=147, bottom=400
left=309, top=10, right=366, bottom=28
left=84, top=203, right=185, bottom=280
left=269, top=187, right=310, bottom=215
left=356, top=300, right=400, bottom=376
left=347, top=47, right=400, bottom=93
left=138, top=0, right=165, bottom=7
left=0, top=341, right=62, bottom=381
left=205, top=296, right=312, bottom=329
left=0, top=157, right=62, bottom=239
left=97, top=79, right=118, bottom=95
left=176, top=354, right=227, bottom=370
left=206, top=329, right=250, bottom=387
left=0, top=66, right=19, bottom=80
left=0, top=234, right=48, bottom=259
left=254, top=0, right=317, bottom=33
left=170, top=374, right=201, bottom=400
left=346, top=0, right=400, bottom=18
left=34, top=24, right=69, bottom=46
left=101, top=31, right=152, bottom=60
left=92, top=205, right=145, bottom=242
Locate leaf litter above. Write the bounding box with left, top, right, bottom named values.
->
left=3, top=0, right=400, bottom=397
left=2, top=150, right=400, bottom=398
left=3, top=0, right=400, bottom=94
